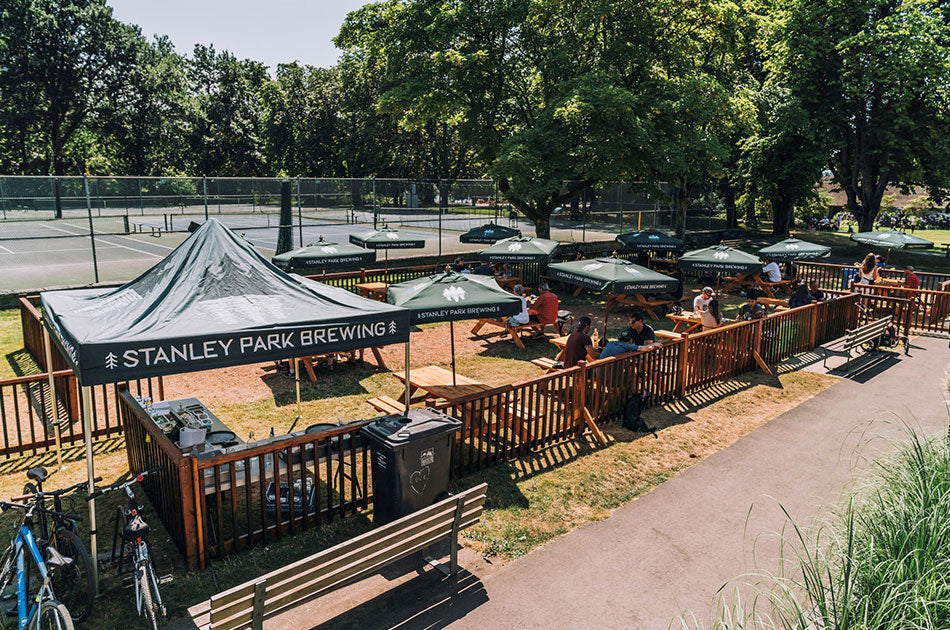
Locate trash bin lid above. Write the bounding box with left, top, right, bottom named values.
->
left=362, top=408, right=461, bottom=446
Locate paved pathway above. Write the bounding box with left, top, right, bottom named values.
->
left=195, top=337, right=948, bottom=630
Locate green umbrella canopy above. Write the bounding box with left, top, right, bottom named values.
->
left=615, top=229, right=686, bottom=252
left=478, top=236, right=559, bottom=263
left=548, top=257, right=679, bottom=294
left=460, top=222, right=521, bottom=244
left=388, top=272, right=522, bottom=324
left=757, top=238, right=831, bottom=260
left=349, top=228, right=426, bottom=249
left=271, top=241, right=376, bottom=271
left=850, top=230, right=934, bottom=250
left=679, top=245, right=762, bottom=274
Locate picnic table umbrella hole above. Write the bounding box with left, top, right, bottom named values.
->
left=459, top=222, right=521, bottom=244
left=547, top=257, right=680, bottom=338
left=757, top=238, right=831, bottom=261
left=348, top=227, right=426, bottom=275
left=388, top=272, right=522, bottom=386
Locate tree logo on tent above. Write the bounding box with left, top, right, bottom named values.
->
left=389, top=321, right=398, bottom=334
left=105, top=353, right=118, bottom=369
left=443, top=286, right=466, bottom=302
left=386, top=232, right=400, bottom=240
left=582, top=263, right=603, bottom=271
left=713, top=251, right=729, bottom=260
left=507, top=242, right=523, bottom=251
left=320, top=246, right=338, bottom=254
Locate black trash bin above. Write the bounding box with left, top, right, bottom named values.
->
left=362, top=408, right=461, bottom=523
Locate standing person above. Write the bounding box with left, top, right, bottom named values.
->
left=903, top=265, right=920, bottom=290
left=762, top=258, right=782, bottom=283
left=701, top=299, right=724, bottom=330
left=808, top=280, right=825, bottom=302
left=507, top=284, right=531, bottom=327
left=693, top=286, right=715, bottom=313
left=857, top=253, right=880, bottom=285
left=563, top=316, right=598, bottom=368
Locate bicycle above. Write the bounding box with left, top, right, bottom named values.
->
left=88, top=470, right=168, bottom=630
left=0, top=499, right=75, bottom=630
left=16, top=468, right=98, bottom=624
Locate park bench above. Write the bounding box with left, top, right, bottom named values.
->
left=719, top=238, right=743, bottom=248
left=654, top=330, right=683, bottom=342
left=530, top=357, right=561, bottom=372
left=821, top=316, right=893, bottom=371
left=365, top=395, right=405, bottom=415
left=188, top=483, right=488, bottom=630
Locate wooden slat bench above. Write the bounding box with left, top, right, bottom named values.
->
left=530, top=357, right=562, bottom=372
left=366, top=395, right=405, bottom=415
left=188, top=483, right=488, bottom=630
left=470, top=318, right=544, bottom=349
left=822, top=316, right=893, bottom=372
left=655, top=330, right=683, bottom=342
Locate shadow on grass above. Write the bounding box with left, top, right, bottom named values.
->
left=0, top=436, right=125, bottom=476
left=4, top=348, right=40, bottom=378
left=259, top=361, right=387, bottom=407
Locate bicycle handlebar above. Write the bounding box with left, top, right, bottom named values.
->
left=11, top=476, right=103, bottom=502
left=87, top=469, right=160, bottom=501
left=0, top=500, right=78, bottom=521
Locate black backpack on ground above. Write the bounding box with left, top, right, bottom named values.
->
left=623, top=395, right=652, bottom=433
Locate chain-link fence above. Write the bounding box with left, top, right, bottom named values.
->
left=0, top=175, right=725, bottom=293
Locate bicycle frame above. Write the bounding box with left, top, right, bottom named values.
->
left=1, top=524, right=57, bottom=630
left=133, top=541, right=163, bottom=617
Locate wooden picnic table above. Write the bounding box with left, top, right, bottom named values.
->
left=720, top=273, right=795, bottom=298
left=495, top=275, right=521, bottom=290
left=298, top=347, right=387, bottom=382
left=393, top=365, right=492, bottom=405
left=605, top=293, right=679, bottom=320
left=355, top=281, right=389, bottom=301
left=666, top=310, right=703, bottom=334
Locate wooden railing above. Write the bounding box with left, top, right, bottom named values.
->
left=797, top=261, right=950, bottom=292
left=120, top=388, right=369, bottom=570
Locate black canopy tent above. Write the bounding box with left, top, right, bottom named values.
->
left=40, top=219, right=411, bottom=586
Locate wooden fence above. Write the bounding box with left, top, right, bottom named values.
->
left=797, top=261, right=950, bottom=292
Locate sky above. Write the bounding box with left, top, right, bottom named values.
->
left=108, top=0, right=372, bottom=71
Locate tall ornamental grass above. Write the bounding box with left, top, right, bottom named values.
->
left=690, top=428, right=950, bottom=629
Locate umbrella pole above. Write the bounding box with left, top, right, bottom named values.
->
left=404, top=341, right=411, bottom=414
left=385, top=250, right=389, bottom=280
left=450, top=321, right=457, bottom=386
left=603, top=300, right=610, bottom=342
left=294, top=357, right=301, bottom=423
left=42, top=328, right=63, bottom=469
left=81, top=386, right=99, bottom=594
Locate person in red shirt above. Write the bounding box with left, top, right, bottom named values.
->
left=529, top=283, right=559, bottom=327
left=904, top=265, right=920, bottom=290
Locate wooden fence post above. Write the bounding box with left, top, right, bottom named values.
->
left=752, top=319, right=771, bottom=375
left=572, top=361, right=587, bottom=429
left=808, top=303, right=818, bottom=349
left=676, top=336, right=689, bottom=397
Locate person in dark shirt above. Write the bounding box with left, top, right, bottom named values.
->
left=789, top=284, right=813, bottom=308
left=563, top=316, right=598, bottom=368
left=474, top=262, right=494, bottom=276
left=620, top=312, right=656, bottom=347
left=451, top=257, right=465, bottom=272
left=808, top=280, right=825, bottom=302
left=737, top=295, right=765, bottom=320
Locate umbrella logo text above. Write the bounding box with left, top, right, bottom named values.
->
left=507, top=242, right=523, bottom=252
left=713, top=251, right=729, bottom=260
left=443, top=286, right=466, bottom=302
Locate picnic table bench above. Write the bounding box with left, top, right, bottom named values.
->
left=354, top=281, right=389, bottom=301
left=393, top=365, right=491, bottom=405
left=822, top=316, right=893, bottom=372
left=470, top=318, right=547, bottom=349
left=721, top=273, right=795, bottom=298
left=188, top=483, right=488, bottom=630
left=365, top=395, right=405, bottom=415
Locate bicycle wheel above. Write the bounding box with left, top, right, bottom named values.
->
left=138, top=567, right=158, bottom=630
left=50, top=528, right=94, bottom=623
left=34, top=599, right=74, bottom=630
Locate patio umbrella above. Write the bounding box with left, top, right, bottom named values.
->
left=478, top=236, right=560, bottom=263
left=678, top=245, right=763, bottom=275
left=615, top=229, right=686, bottom=252
left=548, top=257, right=679, bottom=338
left=349, top=227, right=426, bottom=274
left=388, top=272, right=522, bottom=384
left=850, top=230, right=934, bottom=250
left=757, top=238, right=831, bottom=260
left=459, top=222, right=521, bottom=244
left=271, top=241, right=375, bottom=272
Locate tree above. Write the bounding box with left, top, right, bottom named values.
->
left=736, top=85, right=824, bottom=234
left=773, top=0, right=950, bottom=231
left=0, top=0, right=139, bottom=177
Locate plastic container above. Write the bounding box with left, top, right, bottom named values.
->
left=362, top=408, right=461, bottom=524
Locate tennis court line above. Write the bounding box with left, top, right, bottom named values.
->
left=39, top=223, right=168, bottom=258
left=0, top=244, right=13, bottom=254
left=0, top=245, right=123, bottom=255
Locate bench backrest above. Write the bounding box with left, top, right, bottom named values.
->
left=844, top=316, right=892, bottom=349
left=189, top=483, right=488, bottom=630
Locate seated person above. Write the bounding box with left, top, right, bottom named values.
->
left=700, top=298, right=724, bottom=330
left=903, top=265, right=920, bottom=290
left=474, top=261, right=495, bottom=276
left=529, top=283, right=559, bottom=329
left=506, top=284, right=531, bottom=327
left=599, top=312, right=656, bottom=359
left=782, top=260, right=798, bottom=280
left=693, top=286, right=715, bottom=313
left=789, top=284, right=813, bottom=308
left=499, top=263, right=513, bottom=277
left=563, top=316, right=599, bottom=368
left=451, top=257, right=465, bottom=272
left=808, top=280, right=825, bottom=301
left=737, top=294, right=765, bottom=320
left=762, top=259, right=782, bottom=283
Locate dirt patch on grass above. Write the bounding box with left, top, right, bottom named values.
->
left=459, top=369, right=838, bottom=559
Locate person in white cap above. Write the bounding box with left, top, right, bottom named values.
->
left=693, top=286, right=715, bottom=312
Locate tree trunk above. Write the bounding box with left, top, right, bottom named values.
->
left=533, top=212, right=551, bottom=239
left=673, top=180, right=689, bottom=240
left=276, top=179, right=294, bottom=254
left=719, top=178, right=737, bottom=229
left=771, top=197, right=793, bottom=235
